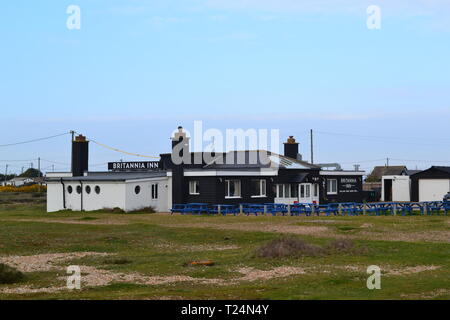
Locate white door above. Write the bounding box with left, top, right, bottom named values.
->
left=299, top=183, right=312, bottom=203
left=419, top=179, right=450, bottom=202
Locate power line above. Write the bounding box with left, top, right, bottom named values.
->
left=0, top=132, right=70, bottom=147
left=89, top=139, right=160, bottom=159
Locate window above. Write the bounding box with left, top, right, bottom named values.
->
left=151, top=183, right=158, bottom=199
left=276, top=184, right=294, bottom=198
left=95, top=186, right=101, bottom=194
left=327, top=179, right=338, bottom=195
left=300, top=184, right=305, bottom=198
left=277, top=184, right=284, bottom=198
left=313, top=184, right=319, bottom=197
left=67, top=186, right=73, bottom=194
left=189, top=181, right=200, bottom=195
left=135, top=185, right=141, bottom=194
left=291, top=184, right=298, bottom=198
left=251, top=179, right=266, bottom=197
left=305, top=184, right=311, bottom=198
left=85, top=186, right=91, bottom=194
left=76, top=186, right=82, bottom=194
left=225, top=180, right=241, bottom=198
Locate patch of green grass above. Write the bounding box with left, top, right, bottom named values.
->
left=0, top=200, right=449, bottom=300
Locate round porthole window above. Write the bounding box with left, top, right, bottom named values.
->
left=85, top=186, right=91, bottom=194
left=67, top=186, right=73, bottom=194
left=135, top=186, right=141, bottom=194
left=76, top=186, right=82, bottom=194
left=95, top=186, right=101, bottom=194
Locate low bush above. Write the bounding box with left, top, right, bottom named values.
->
left=103, top=258, right=132, bottom=265
left=256, top=237, right=365, bottom=259
left=255, top=237, right=325, bottom=258
left=0, top=264, right=25, bottom=284
left=0, top=185, right=46, bottom=193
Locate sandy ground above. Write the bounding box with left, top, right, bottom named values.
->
left=0, top=251, right=443, bottom=295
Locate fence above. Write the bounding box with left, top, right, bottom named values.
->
left=170, top=201, right=450, bottom=216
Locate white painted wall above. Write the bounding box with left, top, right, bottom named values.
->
left=47, top=182, right=65, bottom=212
left=47, top=177, right=170, bottom=212
left=125, top=178, right=169, bottom=212
left=382, top=175, right=411, bottom=202
left=419, top=179, right=450, bottom=202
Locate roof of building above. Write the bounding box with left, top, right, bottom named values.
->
left=203, top=151, right=320, bottom=170
left=47, top=171, right=167, bottom=182
left=366, top=166, right=408, bottom=181
left=410, top=166, right=450, bottom=177
left=432, top=166, right=450, bottom=174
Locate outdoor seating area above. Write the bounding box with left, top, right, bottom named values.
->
left=170, top=201, right=450, bottom=216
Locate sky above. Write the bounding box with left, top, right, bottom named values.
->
left=0, top=0, right=450, bottom=174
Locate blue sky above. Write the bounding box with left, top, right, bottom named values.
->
left=1, top=0, right=449, bottom=174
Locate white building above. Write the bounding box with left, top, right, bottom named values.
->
left=3, top=177, right=35, bottom=187
left=46, top=172, right=171, bottom=213
left=381, top=175, right=411, bottom=202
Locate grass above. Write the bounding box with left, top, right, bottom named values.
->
left=0, top=193, right=449, bottom=300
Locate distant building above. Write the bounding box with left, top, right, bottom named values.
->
left=3, top=177, right=35, bottom=187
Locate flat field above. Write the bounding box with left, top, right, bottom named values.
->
left=0, top=193, right=449, bottom=300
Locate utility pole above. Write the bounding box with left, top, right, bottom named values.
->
left=70, top=130, right=75, bottom=142
left=52, top=165, right=55, bottom=172
left=4, top=164, right=8, bottom=185
left=386, top=157, right=390, bottom=167
left=310, top=129, right=314, bottom=164
left=38, top=157, right=41, bottom=177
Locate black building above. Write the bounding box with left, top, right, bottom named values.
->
left=160, top=127, right=365, bottom=205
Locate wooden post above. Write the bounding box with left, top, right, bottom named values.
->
left=218, top=205, right=221, bottom=216
left=287, top=204, right=291, bottom=216
left=338, top=204, right=342, bottom=216
left=239, top=204, right=243, bottom=215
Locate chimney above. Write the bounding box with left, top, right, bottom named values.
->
left=171, top=126, right=190, bottom=153
left=71, top=134, right=89, bottom=177
left=170, top=126, right=188, bottom=205
left=284, top=136, right=301, bottom=160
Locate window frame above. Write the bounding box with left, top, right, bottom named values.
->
left=151, top=183, right=158, bottom=200
left=189, top=180, right=200, bottom=195
left=251, top=179, right=267, bottom=198
left=225, top=179, right=241, bottom=199
left=327, top=179, right=338, bottom=195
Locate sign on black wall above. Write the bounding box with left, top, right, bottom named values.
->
left=108, top=161, right=160, bottom=171
left=339, top=177, right=359, bottom=193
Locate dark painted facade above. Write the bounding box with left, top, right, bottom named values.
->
left=161, top=127, right=365, bottom=205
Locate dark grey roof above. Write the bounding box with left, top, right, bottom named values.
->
left=433, top=166, right=450, bottom=174
left=47, top=171, right=167, bottom=182
left=203, top=151, right=320, bottom=170
left=406, top=169, right=422, bottom=175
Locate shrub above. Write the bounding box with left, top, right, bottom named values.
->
left=326, top=239, right=368, bottom=254
left=0, top=264, right=25, bottom=284
left=326, top=239, right=355, bottom=252
left=127, top=207, right=156, bottom=214
left=103, top=258, right=132, bottom=265
left=255, top=237, right=325, bottom=258
left=0, top=185, right=47, bottom=193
